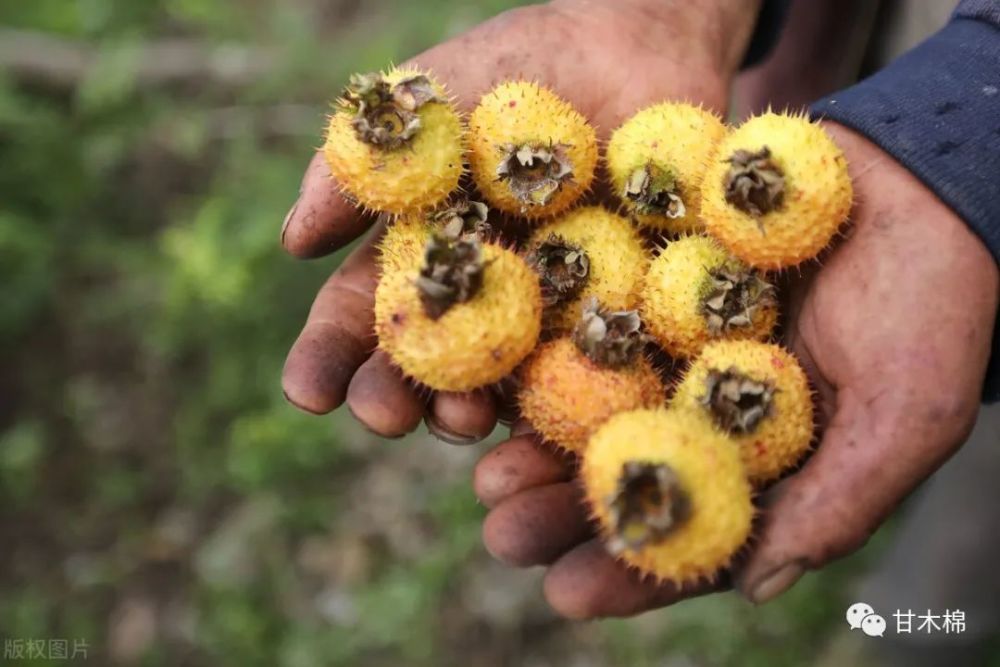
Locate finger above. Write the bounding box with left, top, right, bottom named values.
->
left=735, top=385, right=978, bottom=605
left=281, top=152, right=375, bottom=259
left=282, top=233, right=378, bottom=414
left=473, top=435, right=573, bottom=508
left=509, top=419, right=535, bottom=438
left=425, top=391, right=498, bottom=445
left=543, top=540, right=726, bottom=619
left=346, top=350, right=425, bottom=438
left=482, top=482, right=591, bottom=567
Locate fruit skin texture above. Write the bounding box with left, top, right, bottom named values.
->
left=323, top=67, right=464, bottom=215
left=468, top=81, right=597, bottom=220
left=700, top=111, right=852, bottom=270
left=377, top=215, right=431, bottom=273
left=607, top=102, right=726, bottom=234
left=583, top=408, right=753, bottom=583
left=375, top=242, right=541, bottom=392
left=528, top=206, right=649, bottom=331
left=641, top=235, right=777, bottom=359
left=518, top=337, right=665, bottom=453
left=672, top=340, right=814, bottom=485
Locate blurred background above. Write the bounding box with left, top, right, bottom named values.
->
left=0, top=1, right=984, bottom=666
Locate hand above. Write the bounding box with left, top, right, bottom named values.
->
left=280, top=0, right=760, bottom=441
left=474, top=123, right=999, bottom=618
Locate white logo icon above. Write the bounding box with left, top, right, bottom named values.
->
left=862, top=613, right=887, bottom=637
left=846, top=602, right=885, bottom=637
left=846, top=602, right=875, bottom=630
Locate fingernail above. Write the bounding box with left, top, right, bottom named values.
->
left=280, top=200, right=299, bottom=245
left=425, top=414, right=479, bottom=446
left=747, top=561, right=805, bottom=605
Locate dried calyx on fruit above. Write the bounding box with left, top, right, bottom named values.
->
left=526, top=234, right=590, bottom=307
left=607, top=102, right=726, bottom=234
left=496, top=142, right=574, bottom=207
left=606, top=461, right=690, bottom=554
left=724, top=147, right=785, bottom=218
left=582, top=409, right=754, bottom=582
left=641, top=235, right=778, bottom=359
left=702, top=367, right=777, bottom=434
left=431, top=198, right=492, bottom=241
left=673, top=340, right=813, bottom=485
left=572, top=299, right=646, bottom=369
left=342, top=72, right=441, bottom=149
left=468, top=82, right=597, bottom=219
left=624, top=163, right=685, bottom=219
left=700, top=264, right=776, bottom=336
left=701, top=112, right=852, bottom=269
left=415, top=235, right=485, bottom=320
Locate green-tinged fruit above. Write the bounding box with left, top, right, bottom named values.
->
left=607, top=102, right=726, bottom=234
left=641, top=235, right=777, bottom=359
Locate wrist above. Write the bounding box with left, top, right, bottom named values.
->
left=551, top=0, right=762, bottom=77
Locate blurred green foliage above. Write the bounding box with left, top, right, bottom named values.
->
left=1, top=1, right=890, bottom=665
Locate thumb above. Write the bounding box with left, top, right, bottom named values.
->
left=735, top=381, right=978, bottom=604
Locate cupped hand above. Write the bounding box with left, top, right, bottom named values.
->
left=281, top=0, right=756, bottom=440
left=474, top=123, right=1000, bottom=618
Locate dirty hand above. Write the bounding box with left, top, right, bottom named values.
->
left=474, top=123, right=999, bottom=618
left=281, top=0, right=760, bottom=440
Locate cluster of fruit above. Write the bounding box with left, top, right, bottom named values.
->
left=322, top=67, right=852, bottom=584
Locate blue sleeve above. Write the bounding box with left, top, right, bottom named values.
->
left=809, top=0, right=1000, bottom=403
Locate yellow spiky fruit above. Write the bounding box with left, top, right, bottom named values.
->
left=607, top=102, right=726, bottom=234
left=641, top=235, right=777, bottom=359
left=672, top=340, right=814, bottom=485
left=323, top=67, right=464, bottom=215
left=377, top=215, right=430, bottom=273
left=377, top=199, right=490, bottom=273
left=700, top=111, right=852, bottom=269
left=583, top=408, right=753, bottom=583
left=375, top=239, right=541, bottom=392
left=519, top=337, right=665, bottom=453
left=526, top=206, right=649, bottom=332
left=468, top=81, right=597, bottom=220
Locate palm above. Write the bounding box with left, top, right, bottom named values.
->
left=744, top=123, right=996, bottom=587
left=474, top=124, right=999, bottom=618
